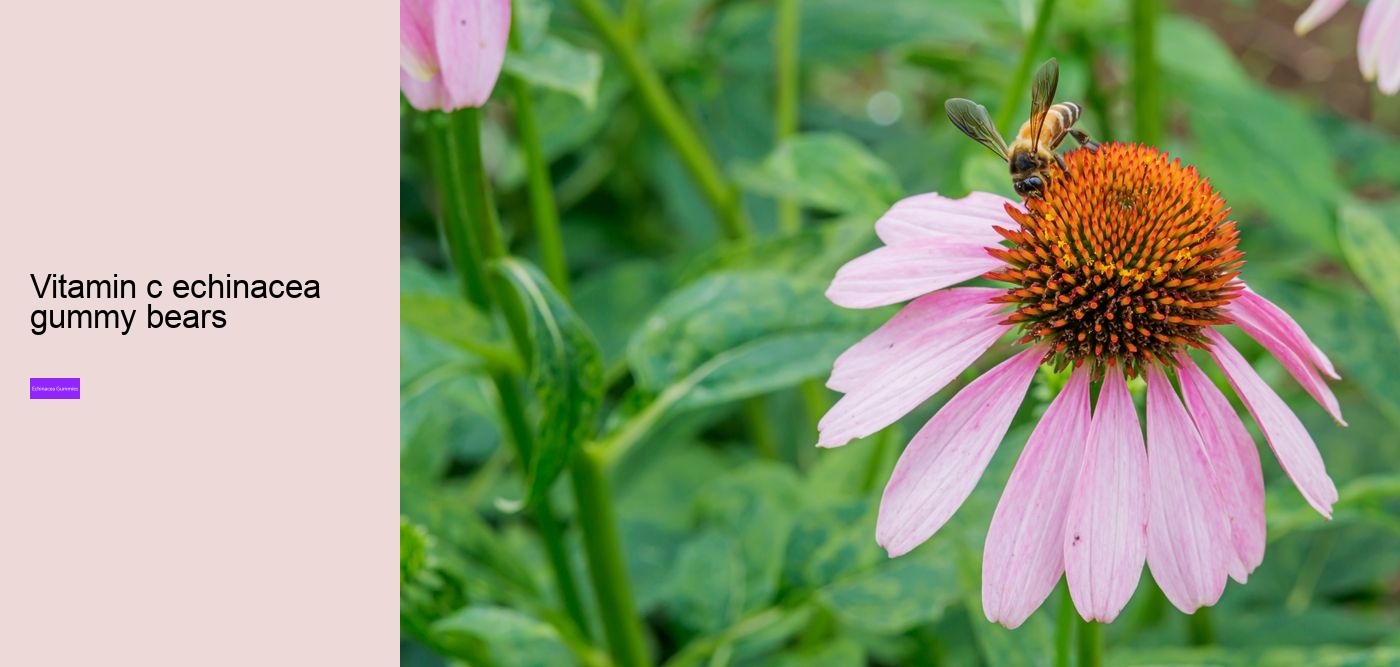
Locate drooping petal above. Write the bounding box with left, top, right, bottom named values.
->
left=1379, top=0, right=1400, bottom=94
left=817, top=312, right=1009, bottom=447
left=1358, top=0, right=1400, bottom=82
left=1206, top=330, right=1338, bottom=518
left=1227, top=295, right=1344, bottom=425
left=874, top=192, right=1014, bottom=246
left=1064, top=366, right=1147, bottom=623
left=876, top=347, right=1044, bottom=557
left=1231, top=288, right=1337, bottom=379
left=1144, top=366, right=1232, bottom=614
left=1177, top=354, right=1266, bottom=581
left=826, top=240, right=1003, bottom=309
left=983, top=368, right=1091, bottom=628
left=401, top=0, right=438, bottom=80
left=828, top=287, right=1004, bottom=393
left=1294, top=0, right=1348, bottom=34
left=434, top=0, right=512, bottom=110
left=401, top=68, right=445, bottom=111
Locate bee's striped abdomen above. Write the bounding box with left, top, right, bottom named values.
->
left=1049, top=102, right=1081, bottom=132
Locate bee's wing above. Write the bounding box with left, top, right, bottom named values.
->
left=945, top=98, right=1010, bottom=161
left=1028, top=58, right=1059, bottom=153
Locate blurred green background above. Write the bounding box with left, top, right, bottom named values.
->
left=401, top=0, right=1400, bottom=664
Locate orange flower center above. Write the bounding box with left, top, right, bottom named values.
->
left=984, top=143, right=1244, bottom=378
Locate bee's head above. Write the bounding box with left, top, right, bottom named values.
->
left=1014, top=175, right=1045, bottom=198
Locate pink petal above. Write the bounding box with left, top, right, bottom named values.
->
left=1358, top=0, right=1399, bottom=81
left=401, top=0, right=438, bottom=80
left=983, top=368, right=1092, bottom=629
left=434, top=0, right=511, bottom=110
left=876, top=347, right=1044, bottom=557
left=401, top=68, right=445, bottom=111
left=874, top=192, right=1014, bottom=246
left=1227, top=295, right=1345, bottom=425
left=1144, top=366, right=1232, bottom=614
left=1177, top=354, right=1266, bottom=582
left=1206, top=330, right=1338, bottom=518
left=1064, top=366, right=1147, bottom=623
left=817, top=313, right=1009, bottom=447
left=826, top=240, right=1003, bottom=309
left=1232, top=288, right=1337, bottom=379
left=828, top=287, right=1004, bottom=393
left=1379, top=0, right=1400, bottom=94
left=1294, top=0, right=1348, bottom=34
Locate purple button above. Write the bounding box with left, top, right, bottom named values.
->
left=31, top=378, right=80, bottom=399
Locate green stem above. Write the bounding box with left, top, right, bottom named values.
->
left=571, top=0, right=750, bottom=242
left=1078, top=618, right=1102, bottom=667
left=1131, top=0, right=1161, bottom=145
left=572, top=448, right=652, bottom=667
left=742, top=398, right=780, bottom=461
left=450, top=109, right=509, bottom=260
left=424, top=114, right=490, bottom=308
left=494, top=375, right=593, bottom=638
left=438, top=107, right=592, bottom=642
left=994, top=0, right=1060, bottom=131
left=1054, top=585, right=1073, bottom=667
left=509, top=76, right=571, bottom=298
left=773, top=0, right=801, bottom=234
left=470, top=99, right=652, bottom=666
left=1187, top=606, right=1215, bottom=646
left=1074, top=33, right=1115, bottom=142
left=858, top=429, right=892, bottom=494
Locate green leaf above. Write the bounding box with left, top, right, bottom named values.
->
left=400, top=261, right=503, bottom=478
left=668, top=531, right=748, bottom=634
left=693, top=462, right=804, bottom=613
left=628, top=270, right=879, bottom=393
left=1338, top=201, right=1400, bottom=341
left=400, top=293, right=518, bottom=371
left=494, top=258, right=605, bottom=507
left=735, top=134, right=902, bottom=217
left=1175, top=80, right=1343, bottom=256
left=432, top=606, right=577, bottom=667
left=766, top=638, right=866, bottom=667
left=1156, top=15, right=1248, bottom=86
left=400, top=517, right=431, bottom=589
left=817, top=548, right=960, bottom=635
left=573, top=259, right=672, bottom=375
left=505, top=36, right=603, bottom=109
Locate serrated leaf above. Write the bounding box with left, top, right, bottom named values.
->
left=1338, top=201, right=1400, bottom=341
left=506, top=36, right=603, bottom=109
left=735, top=134, right=902, bottom=217
left=432, top=606, right=577, bottom=667
left=495, top=258, right=604, bottom=507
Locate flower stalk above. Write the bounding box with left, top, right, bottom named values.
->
left=1131, top=0, right=1162, bottom=145
left=1078, top=618, right=1102, bottom=667
left=570, top=0, right=751, bottom=242
left=994, top=0, right=1060, bottom=131
left=774, top=0, right=801, bottom=234
left=452, top=103, right=651, bottom=667
left=434, top=107, right=592, bottom=640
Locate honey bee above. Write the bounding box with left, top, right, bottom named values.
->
left=945, top=58, right=1099, bottom=199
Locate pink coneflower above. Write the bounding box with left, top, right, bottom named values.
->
left=818, top=142, right=1344, bottom=627
left=1296, top=0, right=1400, bottom=95
left=400, top=0, right=511, bottom=110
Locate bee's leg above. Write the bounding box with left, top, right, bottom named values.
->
left=1055, top=153, right=1070, bottom=175
left=1069, top=128, right=1100, bottom=151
